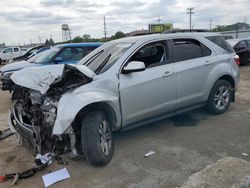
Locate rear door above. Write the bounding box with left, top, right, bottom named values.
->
left=169, top=38, right=213, bottom=109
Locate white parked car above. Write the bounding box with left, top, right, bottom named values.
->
left=0, top=47, right=23, bottom=64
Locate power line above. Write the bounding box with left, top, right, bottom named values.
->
left=187, top=7, right=194, bottom=30
left=38, top=36, right=41, bottom=44
left=209, top=18, right=212, bottom=30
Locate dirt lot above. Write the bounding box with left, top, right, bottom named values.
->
left=0, top=66, right=250, bottom=188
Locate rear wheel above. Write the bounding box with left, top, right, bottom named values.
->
left=207, top=80, right=232, bottom=114
left=81, top=111, right=114, bottom=166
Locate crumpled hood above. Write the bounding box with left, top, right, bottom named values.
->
left=11, top=64, right=95, bottom=94
left=0, top=60, right=35, bottom=73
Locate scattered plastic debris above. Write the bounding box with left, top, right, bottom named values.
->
left=42, top=168, right=71, bottom=187
left=144, top=150, right=156, bottom=157
left=242, top=153, right=248, bottom=157
left=36, top=153, right=53, bottom=165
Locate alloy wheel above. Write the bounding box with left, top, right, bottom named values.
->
left=214, top=86, right=230, bottom=110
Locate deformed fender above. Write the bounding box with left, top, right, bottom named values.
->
left=52, top=89, right=121, bottom=135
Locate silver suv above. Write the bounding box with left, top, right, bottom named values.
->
left=9, top=33, right=240, bottom=166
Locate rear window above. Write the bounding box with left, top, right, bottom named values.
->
left=206, top=36, right=234, bottom=52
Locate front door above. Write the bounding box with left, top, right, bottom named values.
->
left=119, top=41, right=176, bottom=126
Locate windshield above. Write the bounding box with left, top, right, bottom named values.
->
left=33, top=47, right=61, bottom=64
left=79, top=42, right=132, bottom=74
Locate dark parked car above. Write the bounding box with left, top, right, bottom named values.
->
left=227, top=39, right=250, bottom=65
left=0, top=42, right=102, bottom=91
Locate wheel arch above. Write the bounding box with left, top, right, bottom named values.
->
left=206, top=74, right=235, bottom=102
left=72, top=102, right=119, bottom=133
left=218, top=75, right=235, bottom=89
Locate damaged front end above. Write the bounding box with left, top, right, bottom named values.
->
left=9, top=64, right=93, bottom=155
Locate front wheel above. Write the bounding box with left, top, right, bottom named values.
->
left=207, top=80, right=233, bottom=114
left=81, top=111, right=114, bottom=166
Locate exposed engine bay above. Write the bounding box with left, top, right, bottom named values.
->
left=9, top=65, right=93, bottom=155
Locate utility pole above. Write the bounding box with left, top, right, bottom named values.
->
left=209, top=18, right=212, bottom=31
left=187, top=7, right=194, bottom=30
left=38, top=36, right=41, bottom=44
left=50, top=32, right=53, bottom=40
left=156, top=16, right=162, bottom=24
left=104, top=15, right=107, bottom=39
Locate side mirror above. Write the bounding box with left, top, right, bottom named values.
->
left=123, top=61, right=145, bottom=74
left=54, top=57, right=63, bottom=63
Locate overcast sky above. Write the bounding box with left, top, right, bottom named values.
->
left=0, top=0, right=249, bottom=45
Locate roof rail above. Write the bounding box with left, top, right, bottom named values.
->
left=162, top=29, right=211, bottom=34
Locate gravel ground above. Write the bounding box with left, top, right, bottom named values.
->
left=0, top=66, right=249, bottom=188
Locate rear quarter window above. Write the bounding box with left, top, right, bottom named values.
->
left=206, top=36, right=234, bottom=52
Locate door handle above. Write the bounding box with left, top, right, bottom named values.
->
left=162, top=71, right=173, bottom=77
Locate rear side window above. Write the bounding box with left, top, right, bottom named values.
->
left=14, top=48, right=19, bottom=52
left=171, top=38, right=211, bottom=62
left=206, top=36, right=234, bottom=52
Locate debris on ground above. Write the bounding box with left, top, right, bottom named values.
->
left=242, top=153, right=248, bottom=157
left=0, top=154, right=51, bottom=185
left=42, top=167, right=71, bottom=187
left=144, top=150, right=156, bottom=157
left=0, top=128, right=14, bottom=140
left=36, top=153, right=53, bottom=165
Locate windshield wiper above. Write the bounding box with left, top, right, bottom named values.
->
left=95, top=54, right=111, bottom=74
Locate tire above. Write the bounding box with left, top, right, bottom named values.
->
left=81, top=111, right=114, bottom=166
left=207, top=80, right=232, bottom=114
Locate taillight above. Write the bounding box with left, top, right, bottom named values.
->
left=234, top=55, right=240, bottom=66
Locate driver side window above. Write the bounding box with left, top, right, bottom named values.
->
left=129, top=42, right=167, bottom=68
left=57, top=47, right=85, bottom=62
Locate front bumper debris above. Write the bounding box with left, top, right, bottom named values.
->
left=9, top=107, right=38, bottom=152
left=0, top=77, right=14, bottom=91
